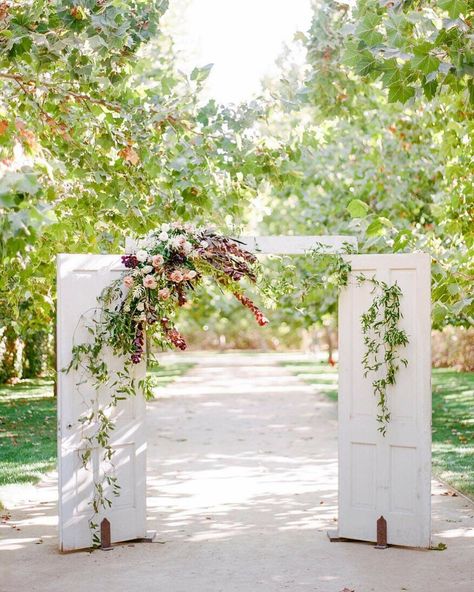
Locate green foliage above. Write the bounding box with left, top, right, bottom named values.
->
left=347, top=199, right=370, bottom=218
left=259, top=0, right=473, bottom=331
left=344, top=0, right=474, bottom=105
left=0, top=325, right=21, bottom=383
left=0, top=1, right=287, bottom=353
left=22, top=329, right=50, bottom=378
left=282, top=248, right=410, bottom=434
left=358, top=276, right=409, bottom=434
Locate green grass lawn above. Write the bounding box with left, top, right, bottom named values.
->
left=282, top=360, right=474, bottom=498
left=0, top=379, right=56, bottom=486
left=0, top=363, right=194, bottom=487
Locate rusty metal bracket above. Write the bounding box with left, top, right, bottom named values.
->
left=100, top=518, right=113, bottom=551
left=375, top=515, right=388, bottom=549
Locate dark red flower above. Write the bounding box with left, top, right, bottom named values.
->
left=233, top=292, right=269, bottom=326
left=121, top=255, right=138, bottom=269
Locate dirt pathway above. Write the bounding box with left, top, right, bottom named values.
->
left=1, top=353, right=473, bottom=592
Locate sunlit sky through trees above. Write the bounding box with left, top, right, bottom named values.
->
left=163, top=0, right=312, bottom=104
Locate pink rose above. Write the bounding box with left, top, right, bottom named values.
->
left=158, top=288, right=171, bottom=300
left=152, top=254, right=164, bottom=268
left=169, top=269, right=184, bottom=283
left=123, top=275, right=134, bottom=288
left=143, top=275, right=157, bottom=289
left=183, top=269, right=197, bottom=281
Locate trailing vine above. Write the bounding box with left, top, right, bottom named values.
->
left=357, top=275, right=409, bottom=435
left=307, top=246, right=409, bottom=435
left=67, top=303, right=152, bottom=546
left=66, top=224, right=268, bottom=546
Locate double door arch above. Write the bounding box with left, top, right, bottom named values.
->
left=57, top=236, right=431, bottom=551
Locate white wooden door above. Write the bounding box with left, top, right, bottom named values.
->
left=57, top=254, right=147, bottom=552
left=338, top=253, right=431, bottom=547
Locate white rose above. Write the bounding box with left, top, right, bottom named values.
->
left=142, top=265, right=153, bottom=274
left=182, top=241, right=193, bottom=254
left=161, top=223, right=171, bottom=232
left=200, top=240, right=209, bottom=248
left=158, top=231, right=169, bottom=241
left=136, top=249, right=148, bottom=262
left=170, top=236, right=182, bottom=249
left=136, top=301, right=145, bottom=311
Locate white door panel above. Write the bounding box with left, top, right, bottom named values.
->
left=57, top=254, right=146, bottom=552
left=338, top=253, right=431, bottom=547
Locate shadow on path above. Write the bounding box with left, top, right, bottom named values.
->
left=0, top=353, right=473, bottom=592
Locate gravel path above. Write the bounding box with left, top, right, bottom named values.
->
left=1, top=353, right=473, bottom=592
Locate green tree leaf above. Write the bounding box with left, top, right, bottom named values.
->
left=347, top=199, right=370, bottom=218
left=439, top=0, right=468, bottom=18
left=355, top=14, right=384, bottom=46
left=411, top=53, right=440, bottom=75
left=388, top=82, right=415, bottom=103
left=190, top=63, right=214, bottom=83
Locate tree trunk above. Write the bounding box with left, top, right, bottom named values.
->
left=0, top=326, right=21, bottom=383
left=22, top=330, right=49, bottom=378
left=324, top=325, right=336, bottom=367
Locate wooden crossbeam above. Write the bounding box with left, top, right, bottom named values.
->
left=238, top=235, right=357, bottom=255
left=125, top=235, right=357, bottom=256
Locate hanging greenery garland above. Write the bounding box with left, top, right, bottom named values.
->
left=67, top=223, right=268, bottom=545
left=305, top=247, right=409, bottom=436
left=357, top=275, right=409, bottom=435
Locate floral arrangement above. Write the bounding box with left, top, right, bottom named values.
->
left=117, top=223, right=268, bottom=364
left=67, top=224, right=268, bottom=545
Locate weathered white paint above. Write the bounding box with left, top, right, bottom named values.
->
left=338, top=253, right=431, bottom=547
left=57, top=254, right=147, bottom=552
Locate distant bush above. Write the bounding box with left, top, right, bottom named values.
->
left=432, top=328, right=474, bottom=372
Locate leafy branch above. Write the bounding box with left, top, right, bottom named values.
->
left=358, top=275, right=409, bottom=435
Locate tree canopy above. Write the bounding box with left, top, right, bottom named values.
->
left=257, top=0, right=473, bottom=330
left=0, top=0, right=472, bottom=379
left=0, top=0, right=286, bottom=341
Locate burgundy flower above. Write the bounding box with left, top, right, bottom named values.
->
left=160, top=318, right=187, bottom=350
left=131, top=321, right=145, bottom=363
left=233, top=292, right=269, bottom=326
left=177, top=284, right=187, bottom=307
left=121, top=255, right=138, bottom=269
